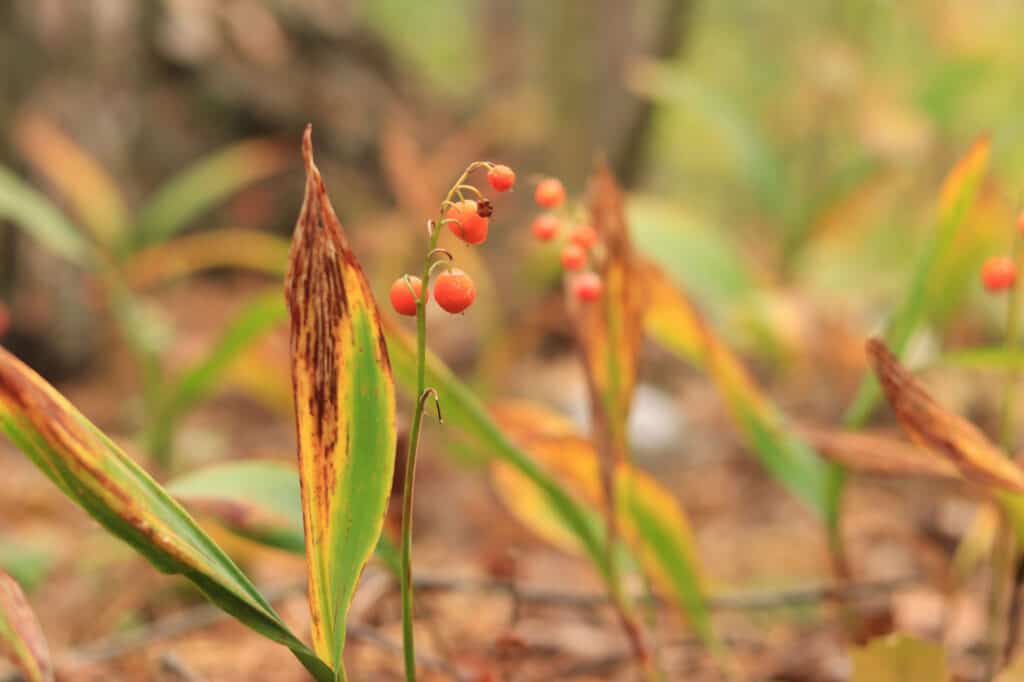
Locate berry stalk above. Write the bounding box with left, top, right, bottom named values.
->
left=398, top=161, right=506, bottom=682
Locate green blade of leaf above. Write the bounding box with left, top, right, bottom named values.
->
left=0, top=164, right=91, bottom=266
left=383, top=317, right=610, bottom=581
left=167, top=460, right=305, bottom=554
left=0, top=571, right=53, bottom=682
left=940, top=346, right=1024, bottom=370
left=285, top=127, right=396, bottom=675
left=134, top=138, right=291, bottom=250
left=851, top=633, right=949, bottom=682
left=0, top=347, right=332, bottom=681
left=146, top=289, right=288, bottom=460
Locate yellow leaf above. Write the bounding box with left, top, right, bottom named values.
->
left=0, top=572, right=52, bottom=682
left=851, top=633, right=949, bottom=682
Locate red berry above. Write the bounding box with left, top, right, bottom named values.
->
left=560, top=244, right=587, bottom=270
left=390, top=276, right=425, bottom=316
left=531, top=214, right=559, bottom=241
left=487, top=165, right=516, bottom=192
left=446, top=200, right=489, bottom=244
left=534, top=178, right=565, bottom=209
left=571, top=224, right=598, bottom=249
left=434, top=268, right=476, bottom=313
left=573, top=272, right=602, bottom=302
left=982, top=256, right=1016, bottom=292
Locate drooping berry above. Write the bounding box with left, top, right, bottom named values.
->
left=534, top=178, right=565, bottom=209
left=434, top=268, right=476, bottom=313
left=560, top=244, right=587, bottom=270
left=982, top=256, right=1016, bottom=292
left=531, top=214, right=559, bottom=241
left=390, top=276, right=425, bottom=316
left=446, top=200, right=489, bottom=244
left=487, top=165, right=516, bottom=192
left=571, top=224, right=598, bottom=249
left=573, top=272, right=603, bottom=302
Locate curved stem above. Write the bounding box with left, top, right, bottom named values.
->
left=400, top=167, right=478, bottom=682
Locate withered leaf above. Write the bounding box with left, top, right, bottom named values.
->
left=867, top=337, right=1024, bottom=493
left=799, top=424, right=961, bottom=479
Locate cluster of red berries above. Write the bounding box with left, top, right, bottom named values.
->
left=529, top=177, right=603, bottom=302
left=390, top=164, right=516, bottom=316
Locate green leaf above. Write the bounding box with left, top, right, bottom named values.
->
left=384, top=318, right=610, bottom=581
left=167, top=460, right=305, bottom=554
left=0, top=571, right=53, bottom=682
left=940, top=346, right=1024, bottom=370
left=285, top=128, right=396, bottom=677
left=134, top=139, right=290, bottom=250
left=0, top=347, right=332, bottom=681
left=843, top=135, right=991, bottom=427
left=146, top=289, right=288, bottom=460
left=0, top=164, right=91, bottom=266
left=851, top=633, right=949, bottom=682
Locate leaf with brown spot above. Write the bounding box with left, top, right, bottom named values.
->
left=0, top=347, right=332, bottom=681
left=286, top=126, right=396, bottom=674
left=867, top=338, right=1024, bottom=493
left=569, top=162, right=647, bottom=472
left=0, top=571, right=52, bottom=682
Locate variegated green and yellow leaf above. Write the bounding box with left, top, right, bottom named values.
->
left=285, top=126, right=396, bottom=675
left=0, top=347, right=332, bottom=681
left=642, top=261, right=840, bottom=520
left=13, top=114, right=128, bottom=248
left=125, top=227, right=290, bottom=289
left=0, top=571, right=52, bottom=682
left=487, top=401, right=715, bottom=647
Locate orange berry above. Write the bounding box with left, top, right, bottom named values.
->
left=434, top=268, right=476, bottom=313
left=560, top=244, right=587, bottom=270
left=982, top=256, right=1016, bottom=292
left=534, top=178, right=565, bottom=209
left=573, top=272, right=602, bottom=302
left=487, top=165, right=516, bottom=192
left=531, top=214, right=559, bottom=241
left=571, top=224, right=598, bottom=249
left=390, top=276, right=425, bottom=316
left=1017, top=211, right=1024, bottom=234
left=445, top=200, right=489, bottom=244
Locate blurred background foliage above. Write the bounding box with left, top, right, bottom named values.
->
left=0, top=0, right=1022, bottom=475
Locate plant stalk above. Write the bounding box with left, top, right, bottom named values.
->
left=399, top=165, right=482, bottom=682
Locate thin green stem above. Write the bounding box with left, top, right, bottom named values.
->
left=399, top=166, right=483, bottom=682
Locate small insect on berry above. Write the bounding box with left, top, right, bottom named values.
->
left=560, top=244, right=587, bottom=271
left=531, top=214, right=559, bottom=241
left=571, top=224, right=598, bottom=250
left=573, top=272, right=602, bottom=302
left=446, top=200, right=489, bottom=245
left=476, top=198, right=494, bottom=218
left=390, top=276, right=425, bottom=316
left=982, top=255, right=1016, bottom=292
left=487, top=165, right=516, bottom=192
left=534, top=177, right=565, bottom=209
left=434, top=268, right=476, bottom=314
